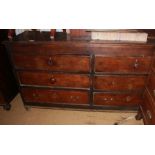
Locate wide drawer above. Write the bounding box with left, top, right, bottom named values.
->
left=21, top=87, right=89, bottom=105
left=12, top=54, right=90, bottom=73
left=94, top=75, right=146, bottom=91
left=93, top=92, right=142, bottom=106
left=141, top=90, right=155, bottom=125
left=147, top=73, right=155, bottom=102
left=18, top=71, right=90, bottom=89
left=95, top=56, right=151, bottom=74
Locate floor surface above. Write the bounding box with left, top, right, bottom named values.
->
left=0, top=94, right=143, bottom=125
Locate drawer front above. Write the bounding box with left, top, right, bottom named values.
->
left=95, top=56, right=151, bottom=73
left=147, top=73, right=155, bottom=102
left=93, top=92, right=142, bottom=106
left=18, top=71, right=90, bottom=89
left=21, top=88, right=89, bottom=105
left=141, top=91, right=155, bottom=125
left=12, top=42, right=88, bottom=54
left=12, top=54, right=90, bottom=73
left=94, top=75, right=146, bottom=91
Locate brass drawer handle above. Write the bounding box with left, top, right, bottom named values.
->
left=103, top=98, right=113, bottom=101
left=32, top=93, right=36, bottom=97
left=111, top=81, right=115, bottom=86
left=32, top=93, right=38, bottom=98
left=146, top=110, right=152, bottom=120
left=48, top=57, right=53, bottom=65
left=70, top=96, right=79, bottom=101
left=126, top=96, right=131, bottom=102
left=134, top=59, right=139, bottom=69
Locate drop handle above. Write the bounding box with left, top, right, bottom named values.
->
left=32, top=93, right=38, bottom=98
left=134, top=59, right=139, bottom=69
left=146, top=110, right=152, bottom=120
left=126, top=96, right=131, bottom=102
left=111, top=81, right=115, bottom=86
left=32, top=93, right=36, bottom=97
left=48, top=57, right=53, bottom=65
left=70, top=96, right=79, bottom=101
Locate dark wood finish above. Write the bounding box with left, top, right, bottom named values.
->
left=11, top=42, right=88, bottom=55
left=89, top=43, right=154, bottom=56
left=140, top=90, right=155, bottom=125
left=138, top=45, right=155, bottom=124
left=70, top=29, right=91, bottom=40
left=147, top=72, right=155, bottom=102
left=94, top=75, right=146, bottom=91
left=93, top=92, right=142, bottom=106
left=5, top=31, right=155, bottom=120
left=95, top=56, right=152, bottom=74
left=18, top=71, right=90, bottom=89
left=12, top=54, right=90, bottom=73
left=21, top=87, right=89, bottom=105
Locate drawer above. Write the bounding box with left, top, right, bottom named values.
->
left=93, top=92, right=142, bottom=106
left=18, top=71, right=90, bottom=89
left=94, top=75, right=146, bottom=91
left=12, top=54, right=90, bottom=73
left=95, top=56, right=151, bottom=74
left=141, top=90, right=155, bottom=125
left=21, top=87, right=89, bottom=105
left=147, top=73, right=155, bottom=102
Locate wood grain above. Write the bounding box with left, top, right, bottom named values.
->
left=95, top=56, right=152, bottom=74
left=93, top=92, right=142, bottom=106
left=18, top=71, right=90, bottom=89
left=12, top=54, right=90, bottom=73
left=94, top=75, right=146, bottom=91
left=21, top=87, right=89, bottom=105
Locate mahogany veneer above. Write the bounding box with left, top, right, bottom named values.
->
left=5, top=35, right=155, bottom=124
left=95, top=56, right=152, bottom=74
left=21, top=87, right=89, bottom=105
left=18, top=71, right=90, bottom=89
left=94, top=75, right=146, bottom=91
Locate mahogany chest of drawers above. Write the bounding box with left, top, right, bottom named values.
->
left=5, top=40, right=155, bottom=124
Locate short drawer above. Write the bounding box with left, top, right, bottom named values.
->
left=12, top=54, right=90, bottom=73
left=141, top=90, right=155, bottom=125
left=147, top=73, right=155, bottom=102
left=93, top=92, right=142, bottom=106
left=95, top=56, right=151, bottom=74
left=21, top=87, right=89, bottom=105
left=18, top=71, right=90, bottom=89
left=94, top=75, right=146, bottom=91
